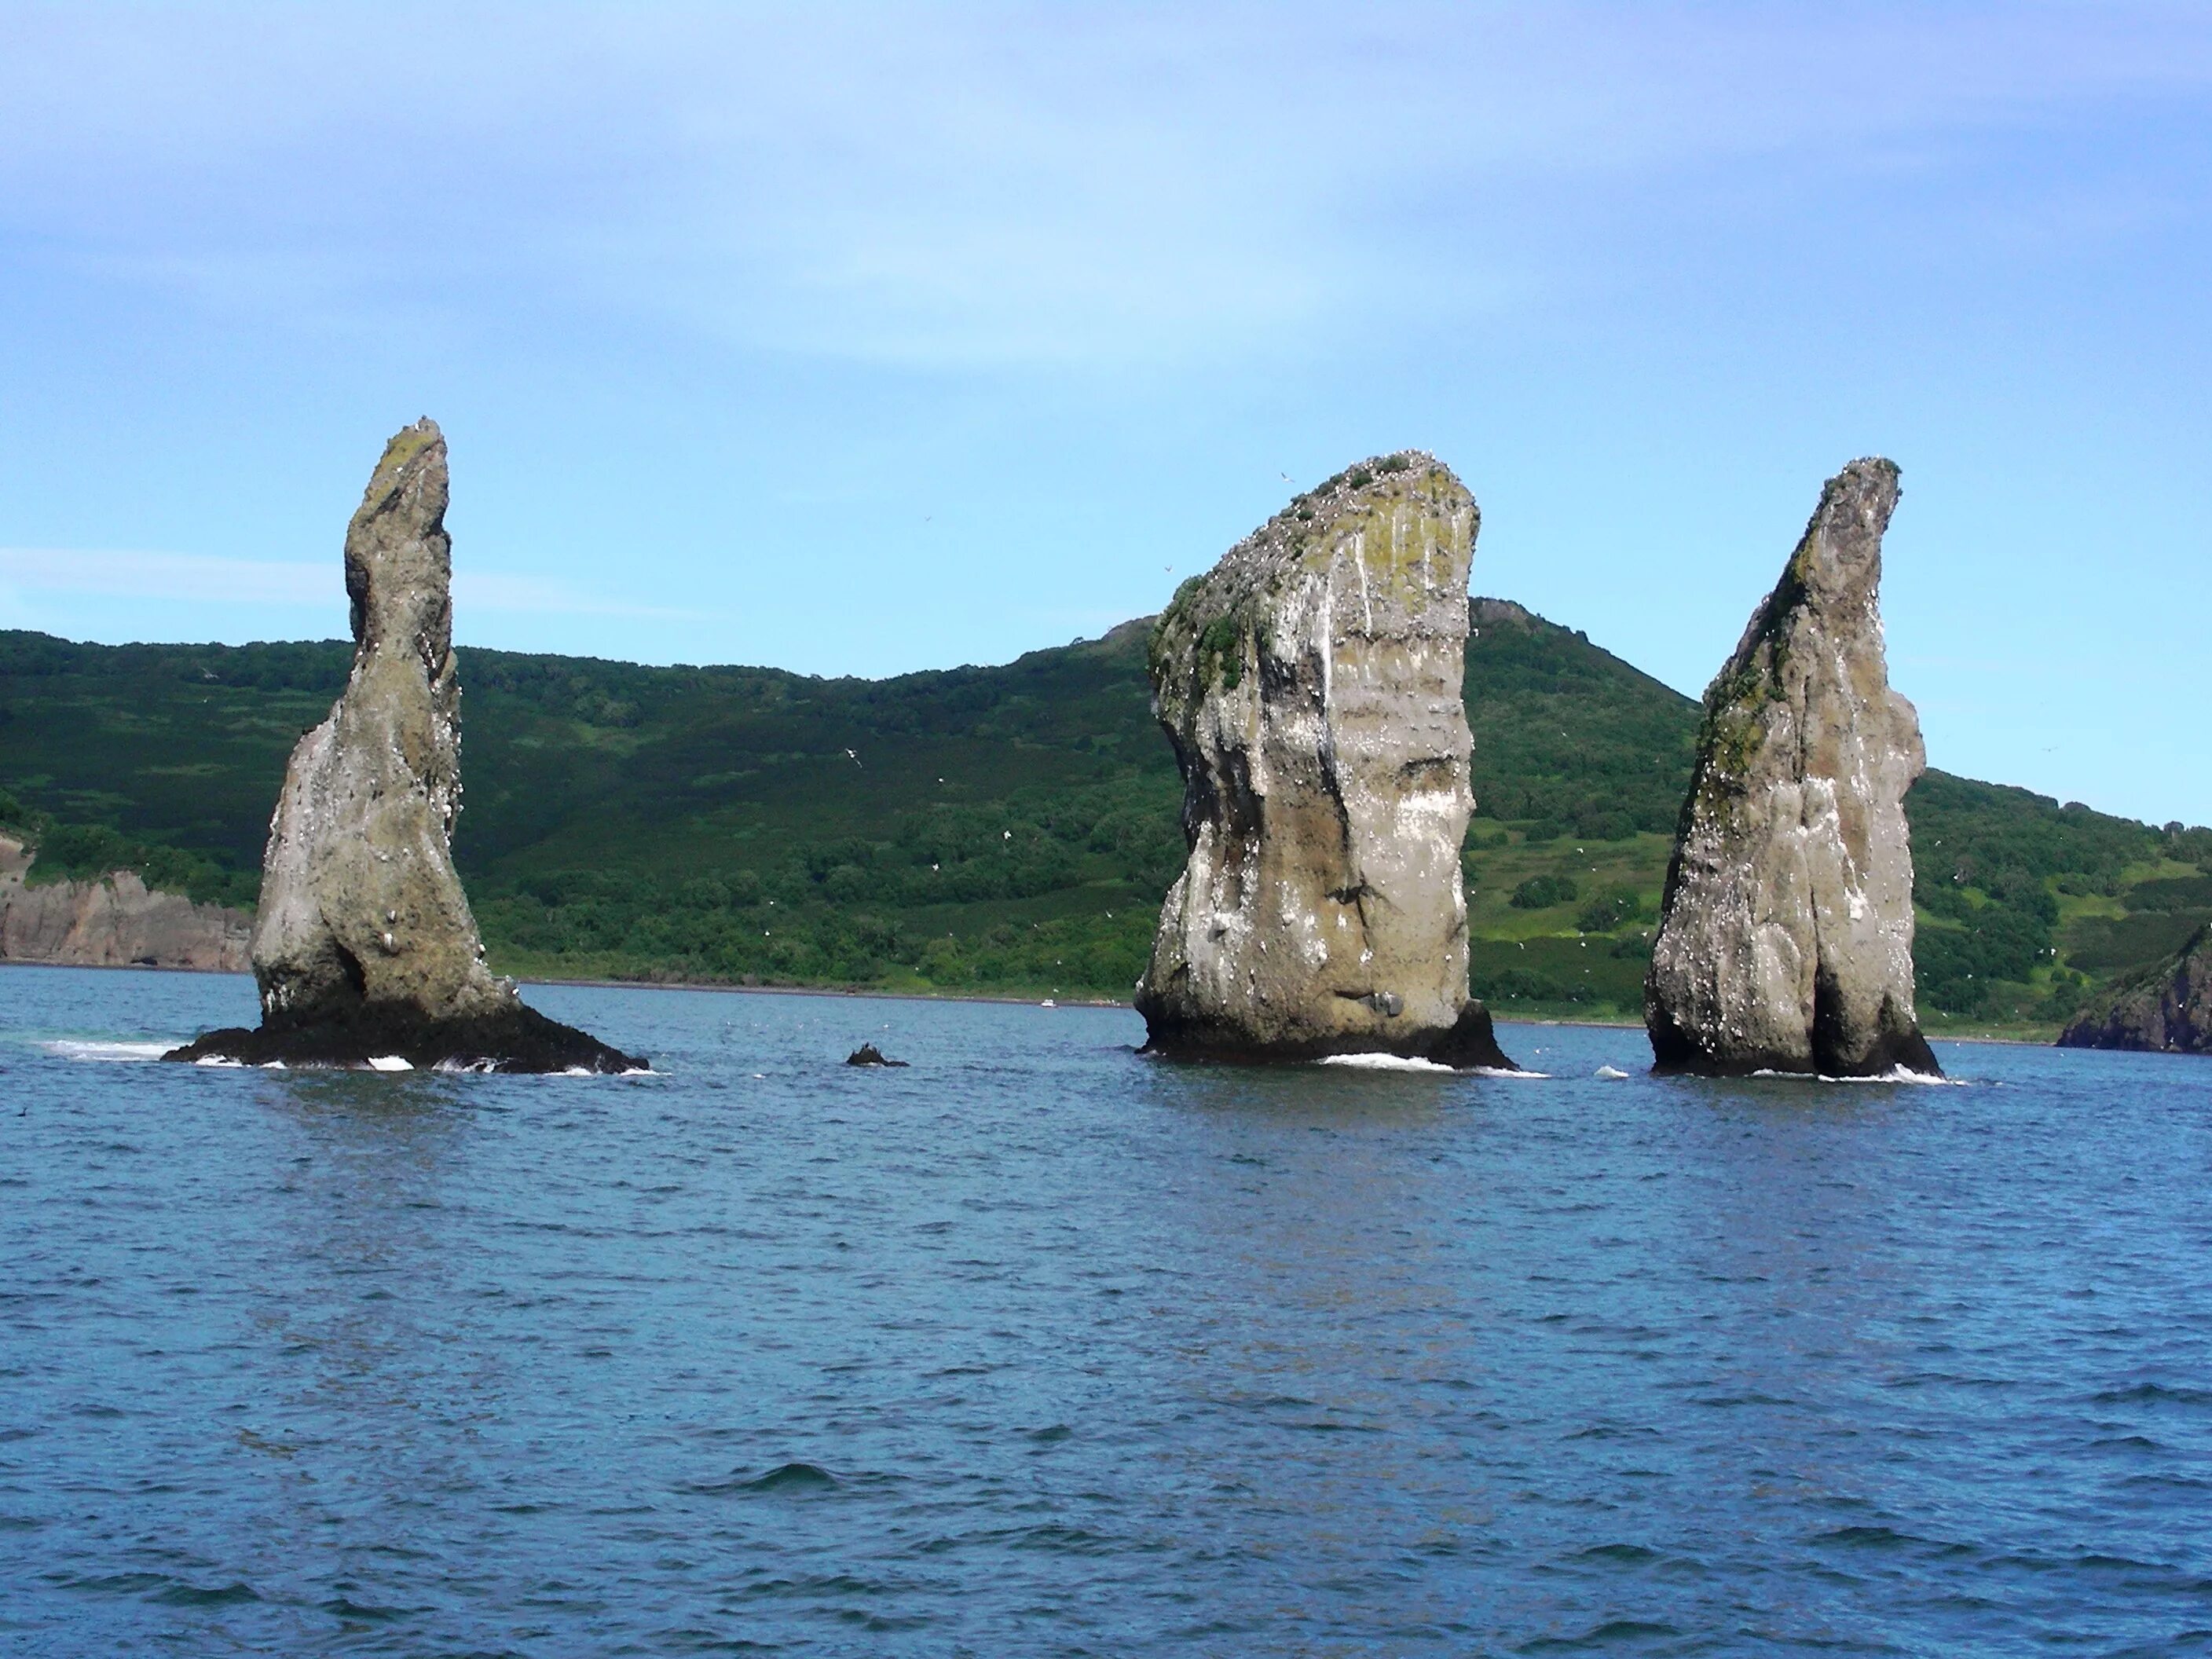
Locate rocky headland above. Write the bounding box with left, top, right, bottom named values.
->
left=2057, top=926, right=2211, bottom=1054
left=1134, top=452, right=1512, bottom=1069
left=1645, top=457, right=1939, bottom=1078
left=165, top=420, right=643, bottom=1073
left=0, top=835, right=250, bottom=972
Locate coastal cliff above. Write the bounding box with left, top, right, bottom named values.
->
left=167, top=420, right=642, bottom=1071
left=0, top=835, right=250, bottom=971
left=2057, top=926, right=2211, bottom=1054
left=1645, top=458, right=1939, bottom=1077
left=1134, top=452, right=1511, bottom=1068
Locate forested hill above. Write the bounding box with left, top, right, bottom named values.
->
left=2, top=606, right=2206, bottom=1032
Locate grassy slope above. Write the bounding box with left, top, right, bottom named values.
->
left=3, top=611, right=2205, bottom=1031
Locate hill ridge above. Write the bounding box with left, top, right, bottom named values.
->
left=3, top=608, right=2206, bottom=1032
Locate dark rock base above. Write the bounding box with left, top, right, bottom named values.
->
left=1647, top=1016, right=1940, bottom=1079
left=2056, top=1024, right=2208, bottom=1055
left=1141, top=1000, right=1516, bottom=1071
left=163, top=1002, right=646, bottom=1074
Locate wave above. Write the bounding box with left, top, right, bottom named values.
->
left=1317, top=1053, right=1551, bottom=1078
left=1319, top=1053, right=1454, bottom=1073
left=1749, top=1066, right=1967, bottom=1086
left=39, top=1039, right=174, bottom=1063
left=687, top=1460, right=839, bottom=1496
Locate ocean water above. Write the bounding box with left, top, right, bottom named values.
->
left=4, top=965, right=2211, bottom=1657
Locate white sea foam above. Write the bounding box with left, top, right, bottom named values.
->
left=365, top=1055, right=413, bottom=1072
left=194, top=1055, right=244, bottom=1068
left=1750, top=1066, right=1966, bottom=1086
left=1594, top=1064, right=1632, bottom=1080
left=1317, top=1053, right=1550, bottom=1078
left=422, top=1058, right=662, bottom=1078
left=40, top=1039, right=172, bottom=1063
left=1319, top=1053, right=1455, bottom=1073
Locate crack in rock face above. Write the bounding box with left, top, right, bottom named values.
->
left=1645, top=456, right=1939, bottom=1079
left=1134, top=452, right=1511, bottom=1069
left=165, top=420, right=642, bottom=1072
left=2058, top=925, right=2212, bottom=1054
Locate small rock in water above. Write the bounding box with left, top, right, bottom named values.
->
left=846, top=1043, right=909, bottom=1068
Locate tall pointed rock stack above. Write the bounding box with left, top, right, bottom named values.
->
left=1135, top=452, right=1512, bottom=1069
left=1645, top=457, right=1937, bottom=1078
left=167, top=420, right=643, bottom=1072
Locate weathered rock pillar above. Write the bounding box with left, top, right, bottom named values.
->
left=1135, top=452, right=1512, bottom=1069
left=1645, top=457, right=1938, bottom=1077
left=167, top=420, right=643, bottom=1072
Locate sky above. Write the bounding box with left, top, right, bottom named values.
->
left=0, top=2, right=2206, bottom=825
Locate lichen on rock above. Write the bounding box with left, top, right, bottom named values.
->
left=2057, top=925, right=2211, bottom=1055
left=1134, top=452, right=1511, bottom=1069
left=1644, top=457, right=1938, bottom=1078
left=165, top=420, right=642, bottom=1072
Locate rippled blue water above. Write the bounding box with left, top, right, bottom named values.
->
left=4, top=965, right=2212, bottom=1655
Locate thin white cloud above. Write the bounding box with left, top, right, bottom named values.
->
left=4, top=3, right=2207, bottom=368
left=0, top=548, right=327, bottom=605
left=0, top=549, right=690, bottom=621
left=454, top=571, right=693, bottom=622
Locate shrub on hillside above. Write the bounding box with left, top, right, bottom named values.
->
left=1575, top=888, right=1646, bottom=933
left=1511, top=874, right=1579, bottom=910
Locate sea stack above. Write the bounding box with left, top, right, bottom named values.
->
left=1134, top=452, right=1512, bottom=1069
left=2057, top=926, right=2211, bottom=1055
left=167, top=420, right=643, bottom=1072
left=1645, top=458, right=1939, bottom=1078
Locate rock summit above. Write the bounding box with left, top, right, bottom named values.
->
left=1134, top=453, right=1512, bottom=1069
left=1645, top=457, right=1938, bottom=1078
left=166, top=420, right=643, bottom=1073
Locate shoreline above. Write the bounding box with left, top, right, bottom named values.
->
left=528, top=974, right=1131, bottom=1011
left=0, top=955, right=2056, bottom=1046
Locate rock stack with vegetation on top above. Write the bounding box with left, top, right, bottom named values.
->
left=1134, top=452, right=1512, bottom=1068
left=2057, top=925, right=2211, bottom=1054
left=166, top=420, right=643, bottom=1072
left=1645, top=457, right=1939, bottom=1077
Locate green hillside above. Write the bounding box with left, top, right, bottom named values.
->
left=3, top=607, right=2205, bottom=1034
